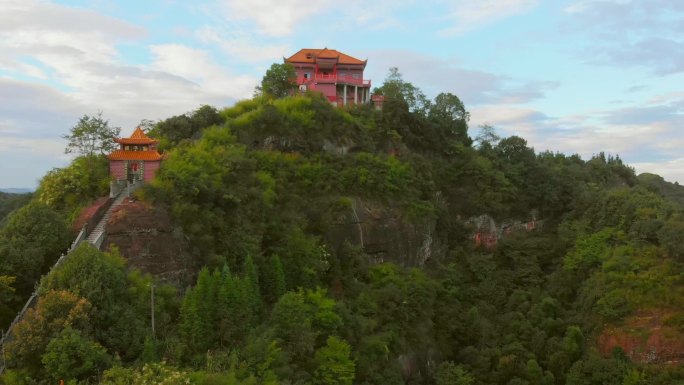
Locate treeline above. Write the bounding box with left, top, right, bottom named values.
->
left=2, top=67, right=684, bottom=384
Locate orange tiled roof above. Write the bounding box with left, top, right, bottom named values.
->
left=108, top=150, right=163, bottom=161
left=114, top=127, right=157, bottom=145
left=286, top=48, right=366, bottom=65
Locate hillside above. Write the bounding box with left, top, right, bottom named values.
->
left=0, top=192, right=32, bottom=225
left=2, top=79, right=684, bottom=384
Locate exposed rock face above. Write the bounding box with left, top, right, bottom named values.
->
left=597, top=310, right=684, bottom=364
left=468, top=214, right=542, bottom=249
left=72, top=197, right=110, bottom=233
left=102, top=199, right=192, bottom=286
left=326, top=198, right=444, bottom=266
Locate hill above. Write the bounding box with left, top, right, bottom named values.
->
left=0, top=188, right=33, bottom=194
left=2, top=75, right=684, bottom=384
left=0, top=191, right=32, bottom=224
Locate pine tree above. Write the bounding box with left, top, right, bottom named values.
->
left=217, top=272, right=236, bottom=347
left=261, top=254, right=287, bottom=303
left=243, top=255, right=262, bottom=320
left=180, top=268, right=222, bottom=356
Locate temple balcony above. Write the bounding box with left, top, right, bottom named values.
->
left=297, top=74, right=371, bottom=87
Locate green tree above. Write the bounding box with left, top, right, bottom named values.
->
left=622, top=369, right=646, bottom=385
left=429, top=92, right=471, bottom=146
left=101, top=362, right=191, bottom=385
left=256, top=62, right=297, bottom=98
left=5, top=290, right=91, bottom=372
left=41, top=244, right=148, bottom=361
left=41, top=327, right=111, bottom=382
left=261, top=254, right=286, bottom=303
left=313, top=336, right=355, bottom=385
left=431, top=92, right=469, bottom=122
left=375, top=67, right=431, bottom=115
left=36, top=155, right=110, bottom=216
left=658, top=217, right=684, bottom=259
left=62, top=112, right=121, bottom=157
left=243, top=255, right=262, bottom=318
left=0, top=202, right=70, bottom=299
left=272, top=290, right=317, bottom=358
left=474, top=124, right=500, bottom=150
left=524, top=359, right=543, bottom=384
left=435, top=361, right=475, bottom=385
left=0, top=275, right=17, bottom=326
left=147, top=104, right=224, bottom=149
left=180, top=267, right=220, bottom=359
left=565, top=352, right=628, bottom=385
left=144, top=126, right=259, bottom=264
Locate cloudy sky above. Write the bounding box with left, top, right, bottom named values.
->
left=1, top=0, right=683, bottom=188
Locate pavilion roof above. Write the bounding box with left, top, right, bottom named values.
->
left=114, top=127, right=157, bottom=145
left=108, top=150, right=163, bottom=161
left=286, top=48, right=366, bottom=66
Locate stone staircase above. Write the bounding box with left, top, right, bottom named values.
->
left=85, top=190, right=128, bottom=248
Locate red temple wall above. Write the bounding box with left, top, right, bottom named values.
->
left=313, top=83, right=336, bottom=98
left=144, top=161, right=160, bottom=182
left=110, top=160, right=125, bottom=180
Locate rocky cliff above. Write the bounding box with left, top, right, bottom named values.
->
left=102, top=199, right=192, bottom=286
left=597, top=310, right=684, bottom=364
left=326, top=197, right=444, bottom=266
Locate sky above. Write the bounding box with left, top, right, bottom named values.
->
left=1, top=0, right=683, bottom=189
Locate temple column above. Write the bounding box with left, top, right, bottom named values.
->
left=343, top=84, right=347, bottom=106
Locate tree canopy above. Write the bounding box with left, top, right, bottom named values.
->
left=62, top=112, right=120, bottom=157
left=255, top=62, right=297, bottom=98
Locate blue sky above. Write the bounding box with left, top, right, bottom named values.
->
left=1, top=0, right=683, bottom=188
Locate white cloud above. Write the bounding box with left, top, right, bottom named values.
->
left=564, top=0, right=632, bottom=14
left=0, top=57, right=48, bottom=79
left=440, top=0, right=540, bottom=35
left=365, top=49, right=557, bottom=105
left=149, top=44, right=256, bottom=98
left=468, top=93, right=684, bottom=184
left=563, top=0, right=684, bottom=74
left=470, top=105, right=548, bottom=128
left=0, top=78, right=85, bottom=136
left=216, top=0, right=334, bottom=36
left=0, top=78, right=81, bottom=188
left=0, top=0, right=262, bottom=187
left=195, top=25, right=291, bottom=63
left=0, top=0, right=143, bottom=63
left=0, top=0, right=258, bottom=123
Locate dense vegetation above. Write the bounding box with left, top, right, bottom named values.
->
left=0, top=192, right=32, bottom=225
left=2, top=68, right=684, bottom=384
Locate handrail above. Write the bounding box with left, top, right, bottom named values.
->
left=71, top=225, right=88, bottom=250
left=296, top=74, right=371, bottom=86
left=92, top=231, right=106, bottom=249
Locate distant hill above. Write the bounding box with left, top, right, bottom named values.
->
left=0, top=191, right=33, bottom=224
left=0, top=188, right=33, bottom=194
left=638, top=172, right=684, bottom=208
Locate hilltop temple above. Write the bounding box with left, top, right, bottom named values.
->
left=285, top=48, right=372, bottom=106
left=108, top=127, right=162, bottom=183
